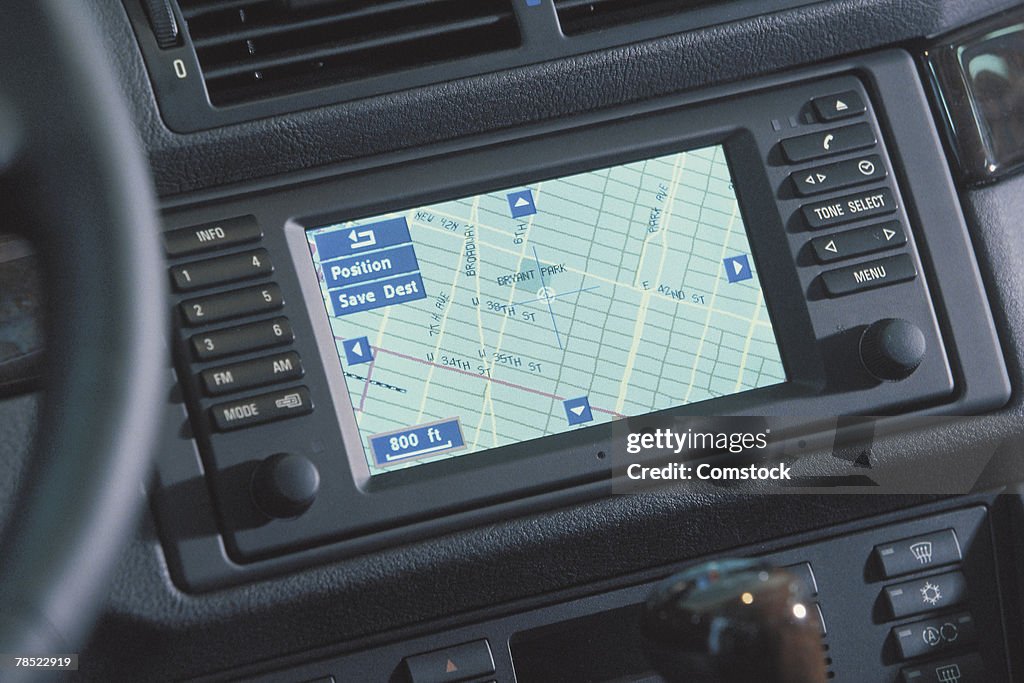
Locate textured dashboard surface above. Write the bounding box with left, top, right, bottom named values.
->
left=10, top=0, right=1020, bottom=679
left=93, top=0, right=1020, bottom=197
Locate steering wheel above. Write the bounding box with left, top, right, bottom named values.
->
left=0, top=1, right=165, bottom=676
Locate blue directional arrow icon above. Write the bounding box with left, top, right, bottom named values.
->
left=723, top=254, right=753, bottom=283
left=507, top=189, right=538, bottom=219
left=342, top=336, right=374, bottom=365
left=563, top=396, right=594, bottom=426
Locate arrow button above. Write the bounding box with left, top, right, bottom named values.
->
left=791, top=154, right=887, bottom=197
left=812, top=90, right=866, bottom=121
left=810, top=221, right=907, bottom=263
left=403, top=640, right=495, bottom=683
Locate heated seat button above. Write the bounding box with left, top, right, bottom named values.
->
left=781, top=122, right=876, bottom=162
left=164, top=215, right=262, bottom=257
left=811, top=221, right=907, bottom=263
left=900, top=653, right=986, bottom=682
left=884, top=571, right=967, bottom=619
left=891, top=612, right=976, bottom=661
left=802, top=187, right=896, bottom=229
left=200, top=351, right=304, bottom=396
left=180, top=283, right=283, bottom=326
left=820, top=254, right=916, bottom=297
left=812, top=90, right=867, bottom=121
left=190, top=317, right=293, bottom=361
left=210, top=386, right=313, bottom=432
left=403, top=639, right=495, bottom=683
left=170, top=248, right=273, bottom=292
left=791, top=155, right=887, bottom=196
left=874, top=529, right=962, bottom=579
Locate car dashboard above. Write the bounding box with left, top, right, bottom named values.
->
left=4, top=0, right=1024, bottom=681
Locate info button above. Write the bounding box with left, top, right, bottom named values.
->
left=802, top=187, right=896, bottom=230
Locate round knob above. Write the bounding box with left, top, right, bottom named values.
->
left=250, top=453, right=320, bottom=519
left=859, top=318, right=926, bottom=381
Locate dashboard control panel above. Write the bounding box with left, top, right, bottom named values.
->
left=152, top=52, right=1008, bottom=592
left=228, top=506, right=1010, bottom=682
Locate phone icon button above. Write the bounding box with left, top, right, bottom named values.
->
left=781, top=123, right=876, bottom=162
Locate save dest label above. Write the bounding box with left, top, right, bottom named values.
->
left=330, top=273, right=427, bottom=316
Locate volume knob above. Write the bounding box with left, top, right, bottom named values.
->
left=859, top=318, right=926, bottom=381
left=251, top=453, right=320, bottom=519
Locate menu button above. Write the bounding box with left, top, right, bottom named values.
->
left=821, top=254, right=916, bottom=297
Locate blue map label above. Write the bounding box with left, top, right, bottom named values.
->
left=314, top=217, right=412, bottom=261
left=369, top=418, right=466, bottom=465
left=323, top=244, right=420, bottom=290
left=331, top=273, right=427, bottom=316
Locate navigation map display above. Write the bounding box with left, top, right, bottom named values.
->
left=306, top=145, right=786, bottom=475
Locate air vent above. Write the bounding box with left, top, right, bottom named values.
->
left=555, top=0, right=723, bottom=35
left=177, top=0, right=521, bottom=106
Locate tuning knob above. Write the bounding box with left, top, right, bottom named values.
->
left=250, top=453, right=320, bottom=519
left=859, top=318, right=926, bottom=381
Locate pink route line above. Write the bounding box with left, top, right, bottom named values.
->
left=357, top=357, right=375, bottom=412
left=335, top=335, right=625, bottom=419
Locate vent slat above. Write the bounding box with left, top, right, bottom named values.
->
left=178, top=0, right=521, bottom=106
left=555, top=0, right=722, bottom=35
left=179, top=0, right=266, bottom=19
left=203, top=15, right=507, bottom=80
left=191, top=0, right=436, bottom=48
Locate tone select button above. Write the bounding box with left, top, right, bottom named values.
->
left=802, top=187, right=896, bottom=229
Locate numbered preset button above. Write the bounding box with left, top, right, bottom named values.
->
left=190, top=317, right=293, bottom=361
left=170, top=249, right=273, bottom=292
left=180, top=283, right=283, bottom=326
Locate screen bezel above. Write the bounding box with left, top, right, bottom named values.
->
left=285, top=121, right=823, bottom=504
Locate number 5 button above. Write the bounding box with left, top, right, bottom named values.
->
left=180, top=283, right=284, bottom=326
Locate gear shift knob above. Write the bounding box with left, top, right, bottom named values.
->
left=641, top=559, right=826, bottom=683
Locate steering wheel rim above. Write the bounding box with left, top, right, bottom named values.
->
left=0, top=0, right=165, bottom=672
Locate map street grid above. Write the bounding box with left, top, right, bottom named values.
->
left=307, top=145, right=786, bottom=474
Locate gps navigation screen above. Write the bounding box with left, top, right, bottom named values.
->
left=306, top=145, right=786, bottom=475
